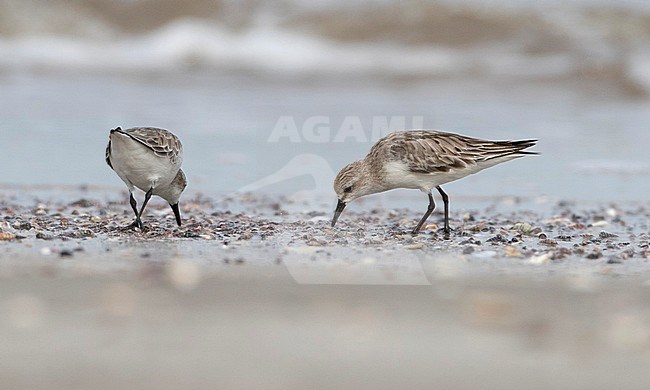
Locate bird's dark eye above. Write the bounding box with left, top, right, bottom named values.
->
left=343, top=186, right=353, bottom=193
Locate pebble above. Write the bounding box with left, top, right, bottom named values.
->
left=0, top=232, right=17, bottom=240
left=504, top=246, right=521, bottom=257
left=529, top=253, right=552, bottom=265
left=599, top=231, right=618, bottom=239
left=13, top=221, right=32, bottom=230
left=586, top=250, right=602, bottom=259
left=513, top=222, right=533, bottom=234
left=462, top=246, right=475, bottom=255
left=539, top=239, right=558, bottom=246
left=306, top=238, right=328, bottom=246
left=36, top=232, right=53, bottom=240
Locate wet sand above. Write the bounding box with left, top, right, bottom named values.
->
left=1, top=189, right=650, bottom=389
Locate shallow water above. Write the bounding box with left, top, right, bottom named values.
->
left=1, top=71, right=649, bottom=206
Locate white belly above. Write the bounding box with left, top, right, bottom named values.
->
left=110, top=133, right=181, bottom=192
left=382, top=159, right=502, bottom=192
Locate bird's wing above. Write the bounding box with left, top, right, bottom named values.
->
left=372, top=130, right=537, bottom=174
left=121, top=127, right=183, bottom=160
left=105, top=139, right=113, bottom=169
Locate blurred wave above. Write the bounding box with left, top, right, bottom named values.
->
left=1, top=0, right=649, bottom=93
left=572, top=159, right=650, bottom=175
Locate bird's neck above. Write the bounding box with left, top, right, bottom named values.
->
left=357, top=159, right=391, bottom=195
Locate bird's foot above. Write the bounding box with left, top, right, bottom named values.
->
left=411, top=224, right=453, bottom=236
left=410, top=227, right=454, bottom=238
left=121, top=218, right=143, bottom=231
left=439, top=227, right=454, bottom=239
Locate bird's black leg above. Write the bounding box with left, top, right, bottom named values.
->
left=123, top=192, right=141, bottom=230
left=436, top=186, right=451, bottom=234
left=136, top=188, right=153, bottom=229
left=129, top=192, right=138, bottom=217
left=412, top=192, right=435, bottom=235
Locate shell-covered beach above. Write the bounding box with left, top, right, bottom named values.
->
left=2, top=189, right=649, bottom=270
left=1, top=188, right=650, bottom=389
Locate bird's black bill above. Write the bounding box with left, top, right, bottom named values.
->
left=170, top=203, right=182, bottom=226
left=331, top=199, right=347, bottom=227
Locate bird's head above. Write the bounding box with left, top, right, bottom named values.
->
left=331, top=160, right=378, bottom=227
left=158, top=169, right=187, bottom=226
